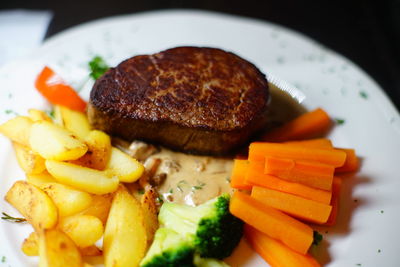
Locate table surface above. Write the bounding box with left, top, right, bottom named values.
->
left=2, top=0, right=400, bottom=110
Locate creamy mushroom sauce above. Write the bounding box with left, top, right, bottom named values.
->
left=147, top=148, right=234, bottom=206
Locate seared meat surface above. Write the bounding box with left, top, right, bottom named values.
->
left=88, top=47, right=269, bottom=155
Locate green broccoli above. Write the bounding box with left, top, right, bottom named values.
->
left=158, top=194, right=243, bottom=259
left=140, top=228, right=195, bottom=267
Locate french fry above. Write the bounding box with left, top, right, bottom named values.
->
left=104, top=185, right=147, bottom=267
left=28, top=109, right=52, bottom=122
left=5, top=181, right=58, bottom=231
left=58, top=214, right=104, bottom=248
left=26, top=172, right=56, bottom=187
left=0, top=116, right=33, bottom=146
left=13, top=142, right=46, bottom=174
left=45, top=160, right=119, bottom=195
left=30, top=121, right=88, bottom=161
left=106, top=147, right=144, bottom=183
left=41, top=183, right=93, bottom=217
left=80, top=193, right=113, bottom=224
left=141, top=188, right=159, bottom=246
left=21, top=232, right=39, bottom=256
left=58, top=106, right=91, bottom=140
left=39, top=228, right=83, bottom=267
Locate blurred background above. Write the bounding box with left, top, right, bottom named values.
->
left=1, top=0, right=399, bottom=109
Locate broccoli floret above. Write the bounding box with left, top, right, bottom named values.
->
left=193, top=254, right=231, bottom=267
left=140, top=228, right=195, bottom=267
left=159, top=194, right=243, bottom=259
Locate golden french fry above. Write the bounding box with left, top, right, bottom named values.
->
left=41, top=183, right=92, bottom=217
left=5, top=181, right=58, bottom=230
left=21, top=232, right=39, bottom=256
left=58, top=214, right=104, bottom=248
left=28, top=109, right=52, bottom=122
left=71, top=130, right=111, bottom=170
left=0, top=116, right=33, bottom=146
left=141, top=188, right=159, bottom=246
left=59, top=106, right=91, bottom=140
left=26, top=172, right=56, bottom=187
left=39, top=228, right=83, bottom=267
left=106, top=147, right=144, bottom=183
left=13, top=142, right=46, bottom=174
left=104, top=185, right=147, bottom=267
left=30, top=121, right=88, bottom=161
left=45, top=160, right=119, bottom=195
left=80, top=193, right=113, bottom=224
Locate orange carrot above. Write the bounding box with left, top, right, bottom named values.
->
left=335, top=148, right=359, bottom=173
left=264, top=157, right=334, bottom=191
left=324, top=177, right=342, bottom=226
left=230, top=159, right=252, bottom=190
left=285, top=138, right=333, bottom=149
left=251, top=186, right=332, bottom=224
left=230, top=191, right=313, bottom=254
left=246, top=161, right=332, bottom=204
left=245, top=225, right=321, bottom=267
left=35, top=66, right=87, bottom=112
left=260, top=108, right=332, bottom=142
left=248, top=142, right=346, bottom=167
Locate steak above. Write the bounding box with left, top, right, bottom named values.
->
left=88, top=47, right=270, bottom=155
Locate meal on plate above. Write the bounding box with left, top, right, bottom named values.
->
left=0, top=46, right=359, bottom=267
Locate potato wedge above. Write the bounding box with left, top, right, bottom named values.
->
left=5, top=181, right=58, bottom=230
left=13, top=142, right=46, bottom=174
left=26, top=172, right=57, bottom=187
left=58, top=214, right=104, bottom=248
left=22, top=232, right=102, bottom=257
left=39, top=228, right=83, bottom=267
left=59, top=106, right=91, bottom=140
left=45, top=160, right=119, bottom=195
left=30, top=121, right=88, bottom=161
left=80, top=193, right=113, bottom=224
left=141, top=188, right=159, bottom=246
left=28, top=109, right=52, bottom=122
left=41, top=182, right=92, bottom=217
left=104, top=185, right=147, bottom=267
left=0, top=116, right=33, bottom=146
left=107, top=147, right=144, bottom=183
left=71, top=130, right=111, bottom=170
left=22, top=232, right=39, bottom=256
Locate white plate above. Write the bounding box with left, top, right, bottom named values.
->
left=1, top=9, right=400, bottom=267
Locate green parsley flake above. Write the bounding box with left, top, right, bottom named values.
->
left=312, top=231, right=323, bottom=246
left=335, top=118, right=345, bottom=125
left=359, top=91, right=368, bottom=99
left=380, top=210, right=384, bottom=214
left=89, top=56, right=109, bottom=80
left=1, top=256, right=5, bottom=263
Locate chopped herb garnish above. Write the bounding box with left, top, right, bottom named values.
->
left=1, top=212, right=26, bottom=223
left=89, top=56, right=109, bottom=80
left=380, top=210, right=384, bottom=214
left=177, top=180, right=188, bottom=192
left=335, top=118, right=345, bottom=125
left=356, top=264, right=362, bottom=266
left=359, top=91, right=368, bottom=99
left=169, top=188, right=173, bottom=194
left=138, top=189, right=145, bottom=195
left=4, top=109, right=18, bottom=116
left=46, top=109, right=55, bottom=119
left=192, top=181, right=206, bottom=191
left=156, top=196, right=164, bottom=205
left=1, top=256, right=5, bottom=263
left=312, top=231, right=323, bottom=246
left=378, top=249, right=381, bottom=253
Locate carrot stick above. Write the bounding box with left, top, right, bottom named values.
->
left=251, top=186, right=332, bottom=224
left=335, top=148, right=359, bottom=173
left=244, top=225, right=321, bottom=267
left=248, top=142, right=346, bottom=167
left=35, top=66, right=87, bottom=112
left=230, top=159, right=252, bottom=190
left=324, top=177, right=342, bottom=226
left=246, top=161, right=332, bottom=204
left=260, top=108, right=332, bottom=142
left=264, top=157, right=334, bottom=191
left=230, top=191, right=313, bottom=255
left=284, top=138, right=333, bottom=149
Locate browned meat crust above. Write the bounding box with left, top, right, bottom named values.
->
left=88, top=47, right=269, bottom=155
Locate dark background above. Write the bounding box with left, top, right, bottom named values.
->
left=2, top=0, right=400, bottom=110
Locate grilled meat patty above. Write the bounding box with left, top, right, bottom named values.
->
left=88, top=46, right=270, bottom=155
